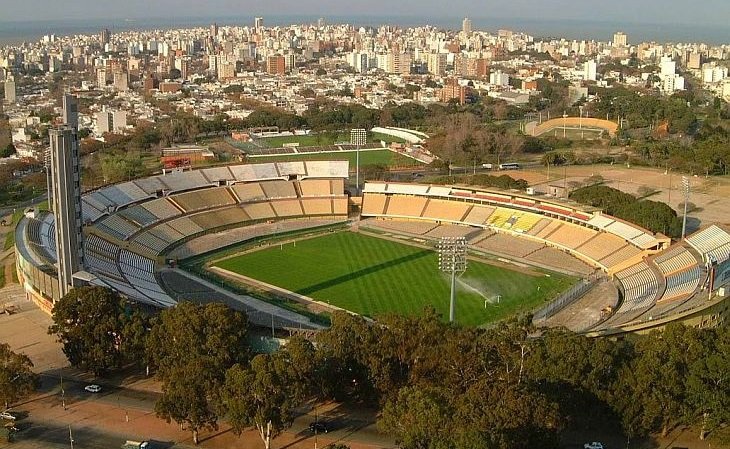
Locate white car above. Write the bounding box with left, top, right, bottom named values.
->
left=0, top=411, right=16, bottom=420
left=584, top=443, right=604, bottom=449
left=84, top=384, right=102, bottom=393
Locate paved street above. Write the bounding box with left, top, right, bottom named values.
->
left=0, top=282, right=393, bottom=449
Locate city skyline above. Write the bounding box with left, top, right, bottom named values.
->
left=2, top=0, right=729, bottom=28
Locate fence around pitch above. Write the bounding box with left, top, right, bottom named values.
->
left=532, top=274, right=603, bottom=323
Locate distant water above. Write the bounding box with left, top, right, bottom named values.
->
left=0, top=15, right=728, bottom=46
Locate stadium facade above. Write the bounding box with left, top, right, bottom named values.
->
left=14, top=163, right=730, bottom=333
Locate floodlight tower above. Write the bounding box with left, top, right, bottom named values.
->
left=350, top=128, right=367, bottom=194
left=437, top=237, right=468, bottom=322
left=681, top=176, right=691, bottom=239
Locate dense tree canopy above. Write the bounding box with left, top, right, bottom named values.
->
left=48, top=286, right=147, bottom=376
left=147, top=302, right=249, bottom=444
left=0, top=343, right=38, bottom=410
left=570, top=185, right=682, bottom=237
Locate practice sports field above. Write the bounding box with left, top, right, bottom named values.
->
left=257, top=132, right=407, bottom=148
left=247, top=149, right=423, bottom=167
left=213, top=232, right=576, bottom=326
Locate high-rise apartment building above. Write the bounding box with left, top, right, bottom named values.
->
left=462, top=18, right=472, bottom=35
left=3, top=76, right=16, bottom=103
left=613, top=31, right=627, bottom=47
left=584, top=59, right=597, bottom=81
left=266, top=54, right=286, bottom=75
left=96, top=68, right=107, bottom=88
left=95, top=110, right=127, bottom=135
left=100, top=28, right=111, bottom=46
left=427, top=52, right=448, bottom=76
left=255, top=17, right=264, bottom=32
left=48, top=126, right=84, bottom=298
left=386, top=52, right=412, bottom=75
left=113, top=70, right=129, bottom=91
left=439, top=78, right=469, bottom=105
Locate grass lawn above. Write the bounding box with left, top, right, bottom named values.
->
left=258, top=132, right=407, bottom=148
left=248, top=149, right=423, bottom=167
left=213, top=232, right=576, bottom=327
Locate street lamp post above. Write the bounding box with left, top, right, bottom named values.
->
left=681, top=176, right=691, bottom=239
left=579, top=106, right=584, bottom=140
left=437, top=237, right=468, bottom=322
left=350, top=129, right=367, bottom=195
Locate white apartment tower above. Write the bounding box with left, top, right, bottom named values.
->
left=4, top=76, right=16, bottom=103
left=584, top=60, right=597, bottom=81
left=462, top=18, right=472, bottom=35
left=613, top=32, right=628, bottom=47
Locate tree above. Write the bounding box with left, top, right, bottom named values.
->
left=612, top=324, right=701, bottom=438
left=0, top=343, right=37, bottom=410
left=147, top=302, right=248, bottom=444
left=685, top=326, right=730, bottom=439
left=223, top=343, right=313, bottom=449
left=48, top=286, right=146, bottom=376
left=0, top=143, right=16, bottom=158
left=379, top=385, right=453, bottom=449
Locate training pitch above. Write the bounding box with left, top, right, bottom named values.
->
left=212, top=232, right=576, bottom=326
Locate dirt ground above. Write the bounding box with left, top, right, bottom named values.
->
left=506, top=164, right=730, bottom=231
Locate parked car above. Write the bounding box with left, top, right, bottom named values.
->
left=308, top=421, right=329, bottom=433
left=0, top=411, right=16, bottom=421
left=584, top=443, right=604, bottom=449
left=84, top=384, right=102, bottom=393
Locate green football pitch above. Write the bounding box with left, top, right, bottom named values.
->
left=212, top=232, right=576, bottom=326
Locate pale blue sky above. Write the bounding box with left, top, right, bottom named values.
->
left=1, top=0, right=728, bottom=26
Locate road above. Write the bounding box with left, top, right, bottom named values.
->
left=6, top=372, right=392, bottom=449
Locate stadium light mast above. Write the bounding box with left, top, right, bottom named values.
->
left=681, top=176, right=691, bottom=239
left=437, top=237, right=468, bottom=323
left=351, top=129, right=367, bottom=195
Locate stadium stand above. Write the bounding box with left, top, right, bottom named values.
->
left=422, top=200, right=471, bottom=223
left=614, top=262, right=660, bottom=312
left=361, top=194, right=388, bottom=216
left=654, top=246, right=700, bottom=275
left=171, top=187, right=236, bottom=212
left=96, top=215, right=141, bottom=241
left=300, top=179, right=334, bottom=197
left=300, top=198, right=331, bottom=216
left=424, top=225, right=475, bottom=239
left=271, top=199, right=305, bottom=218
left=159, top=170, right=212, bottom=193
left=662, top=266, right=702, bottom=301
left=475, top=233, right=545, bottom=258
left=231, top=183, right=268, bottom=202
left=259, top=180, right=298, bottom=199
left=200, top=166, right=235, bottom=184
left=361, top=218, right=438, bottom=235
left=242, top=202, right=277, bottom=220
left=526, top=247, right=594, bottom=275
left=462, top=205, right=496, bottom=226
left=386, top=195, right=429, bottom=217
left=686, top=225, right=730, bottom=264
left=118, top=204, right=162, bottom=228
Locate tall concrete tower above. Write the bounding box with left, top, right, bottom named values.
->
left=62, top=94, right=79, bottom=130
left=49, top=126, right=84, bottom=298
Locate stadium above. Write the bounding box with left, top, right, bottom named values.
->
left=13, top=158, right=730, bottom=334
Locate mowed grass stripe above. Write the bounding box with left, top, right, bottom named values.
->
left=214, top=232, right=576, bottom=326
